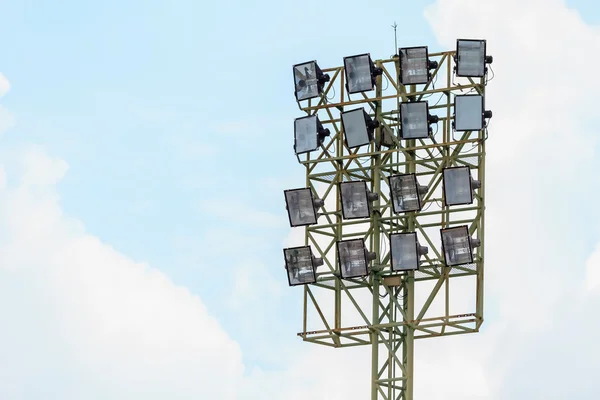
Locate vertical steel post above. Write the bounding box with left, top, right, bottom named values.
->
left=371, top=60, right=384, bottom=400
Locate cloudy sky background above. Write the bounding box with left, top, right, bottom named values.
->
left=1, top=0, right=600, bottom=398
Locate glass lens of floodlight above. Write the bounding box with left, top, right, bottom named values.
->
left=400, top=102, right=429, bottom=139
left=455, top=95, right=483, bottom=131
left=294, top=62, right=320, bottom=100
left=285, top=189, right=317, bottom=226
left=342, top=109, right=370, bottom=149
left=338, top=240, right=368, bottom=278
left=294, top=115, right=318, bottom=154
left=441, top=227, right=473, bottom=266
left=341, top=181, right=370, bottom=219
left=389, top=174, right=420, bottom=213
left=390, top=233, right=419, bottom=271
left=457, top=40, right=485, bottom=77
left=400, top=47, right=428, bottom=85
left=345, top=55, right=373, bottom=93
left=443, top=167, right=473, bottom=206
left=284, top=247, right=316, bottom=285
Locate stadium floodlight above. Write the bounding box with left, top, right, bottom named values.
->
left=340, top=180, right=379, bottom=219
left=399, top=101, right=439, bottom=139
left=344, top=53, right=383, bottom=94
left=284, top=188, right=324, bottom=227
left=443, top=166, right=480, bottom=206
left=294, top=61, right=331, bottom=101
left=453, top=94, right=492, bottom=131
left=294, top=115, right=331, bottom=155
left=440, top=225, right=480, bottom=266
left=399, top=46, right=438, bottom=85
left=283, top=246, right=323, bottom=286
left=389, top=173, right=428, bottom=213
left=341, top=108, right=380, bottom=149
left=455, top=39, right=493, bottom=78
left=390, top=232, right=428, bottom=272
left=337, top=238, right=375, bottom=279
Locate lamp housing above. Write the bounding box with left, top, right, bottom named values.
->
left=344, top=53, right=381, bottom=94
left=341, top=108, right=379, bottom=149
left=284, top=188, right=322, bottom=227
left=283, top=246, right=320, bottom=286
left=399, top=46, right=436, bottom=85
left=440, top=226, right=475, bottom=266
left=389, top=173, right=426, bottom=213
left=453, top=94, right=491, bottom=131
left=340, top=180, right=378, bottom=219
left=337, top=238, right=372, bottom=279
left=400, top=101, right=438, bottom=139
left=390, top=232, right=428, bottom=271
left=455, top=39, right=491, bottom=78
left=293, top=61, right=330, bottom=101
left=294, top=115, right=331, bottom=155
left=442, top=166, right=478, bottom=206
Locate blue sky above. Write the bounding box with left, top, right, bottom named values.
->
left=1, top=0, right=600, bottom=398
left=0, top=0, right=441, bottom=370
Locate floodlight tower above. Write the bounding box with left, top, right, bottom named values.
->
left=284, top=40, right=493, bottom=400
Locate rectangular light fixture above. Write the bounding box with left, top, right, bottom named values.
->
left=456, top=39, right=487, bottom=78
left=341, top=108, right=378, bottom=149
left=340, top=180, right=375, bottom=219
left=390, top=232, right=427, bottom=271
left=389, top=173, right=424, bottom=213
left=440, top=226, right=474, bottom=266
left=399, top=46, right=430, bottom=85
left=344, top=53, right=375, bottom=94
left=294, top=115, right=330, bottom=155
left=400, top=101, right=430, bottom=139
left=443, top=166, right=474, bottom=206
left=293, top=61, right=330, bottom=101
left=283, top=246, right=320, bottom=286
left=454, top=94, right=484, bottom=131
left=337, top=238, right=372, bottom=279
left=284, top=188, right=319, bottom=227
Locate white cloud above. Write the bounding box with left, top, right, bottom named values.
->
left=584, top=243, right=600, bottom=293
left=0, top=73, right=13, bottom=136
left=0, top=105, right=15, bottom=136
left=0, top=72, right=9, bottom=97
left=0, top=147, right=246, bottom=399
left=4, top=2, right=600, bottom=397
left=415, top=0, right=600, bottom=398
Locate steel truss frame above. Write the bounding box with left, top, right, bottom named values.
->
left=293, top=50, right=487, bottom=400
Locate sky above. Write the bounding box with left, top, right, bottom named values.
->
left=1, top=0, right=600, bottom=399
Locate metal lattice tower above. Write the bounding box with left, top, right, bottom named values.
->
left=291, top=49, right=488, bottom=400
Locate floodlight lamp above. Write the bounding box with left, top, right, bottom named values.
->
left=441, top=226, right=475, bottom=266
left=341, top=108, right=379, bottom=149
left=453, top=94, right=491, bottom=131
left=344, top=54, right=381, bottom=94
left=399, top=101, right=438, bottom=139
left=390, top=232, right=428, bottom=271
left=340, top=181, right=378, bottom=219
left=284, top=188, right=323, bottom=227
left=389, top=173, right=426, bottom=213
left=443, top=166, right=477, bottom=206
left=399, top=46, right=437, bottom=85
left=337, top=239, right=372, bottom=279
left=293, top=61, right=330, bottom=101
left=294, top=115, right=331, bottom=155
left=455, top=39, right=492, bottom=78
left=283, top=246, right=320, bottom=286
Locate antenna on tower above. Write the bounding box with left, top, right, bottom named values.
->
left=392, top=22, right=398, bottom=57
